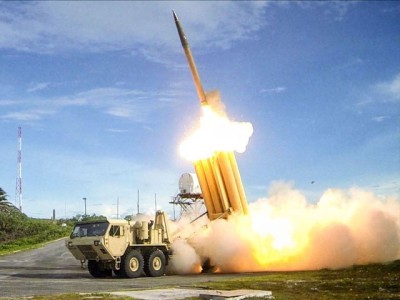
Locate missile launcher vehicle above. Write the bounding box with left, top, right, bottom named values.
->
left=65, top=211, right=172, bottom=278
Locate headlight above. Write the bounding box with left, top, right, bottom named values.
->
left=94, top=240, right=100, bottom=246
left=67, top=241, right=73, bottom=247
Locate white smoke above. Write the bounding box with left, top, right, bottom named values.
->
left=167, top=181, right=400, bottom=273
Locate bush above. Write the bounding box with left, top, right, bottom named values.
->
left=0, top=213, right=72, bottom=253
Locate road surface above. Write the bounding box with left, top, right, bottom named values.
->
left=0, top=239, right=252, bottom=298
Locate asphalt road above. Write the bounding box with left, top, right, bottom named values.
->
left=0, top=239, right=251, bottom=298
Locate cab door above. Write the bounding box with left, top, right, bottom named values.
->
left=108, top=225, right=128, bottom=256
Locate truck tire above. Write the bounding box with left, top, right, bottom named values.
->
left=120, top=249, right=144, bottom=278
left=87, top=260, right=111, bottom=278
left=144, top=249, right=166, bottom=277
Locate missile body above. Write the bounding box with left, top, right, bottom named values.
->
left=173, top=10, right=207, bottom=106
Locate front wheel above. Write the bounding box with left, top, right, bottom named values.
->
left=120, top=249, right=144, bottom=278
left=87, top=260, right=111, bottom=278
left=144, top=249, right=166, bottom=277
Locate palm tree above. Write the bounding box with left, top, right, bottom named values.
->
left=0, top=187, right=9, bottom=203
left=0, top=188, right=17, bottom=212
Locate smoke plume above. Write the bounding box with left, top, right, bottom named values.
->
left=168, top=181, right=400, bottom=273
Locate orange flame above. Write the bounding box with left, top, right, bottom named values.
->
left=179, top=105, right=253, bottom=161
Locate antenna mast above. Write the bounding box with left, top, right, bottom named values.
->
left=15, top=126, right=22, bottom=212
left=137, top=189, right=140, bottom=214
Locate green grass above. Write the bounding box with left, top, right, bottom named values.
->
left=194, top=260, right=400, bottom=299
left=0, top=294, right=132, bottom=300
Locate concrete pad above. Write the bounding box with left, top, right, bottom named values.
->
left=110, top=288, right=273, bottom=299
left=200, top=289, right=273, bottom=299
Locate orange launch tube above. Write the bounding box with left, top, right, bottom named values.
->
left=194, top=160, right=216, bottom=216
left=210, top=155, right=231, bottom=213
left=201, top=159, right=224, bottom=214
left=216, top=152, right=243, bottom=214
left=227, top=152, right=249, bottom=214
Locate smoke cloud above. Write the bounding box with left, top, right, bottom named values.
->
left=168, top=181, right=400, bottom=273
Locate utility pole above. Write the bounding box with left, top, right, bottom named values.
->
left=117, top=197, right=119, bottom=219
left=137, top=189, right=140, bottom=214
left=83, top=197, right=87, bottom=217
left=15, top=126, right=22, bottom=212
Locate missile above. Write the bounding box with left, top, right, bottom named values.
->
left=173, top=10, right=208, bottom=106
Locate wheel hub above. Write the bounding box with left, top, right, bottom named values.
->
left=129, top=257, right=139, bottom=271
left=152, top=257, right=162, bottom=270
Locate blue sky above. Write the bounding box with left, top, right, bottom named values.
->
left=0, top=1, right=399, bottom=219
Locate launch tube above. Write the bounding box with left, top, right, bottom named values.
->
left=173, top=10, right=208, bottom=106
left=202, top=159, right=224, bottom=214
left=194, top=160, right=216, bottom=216
left=228, top=152, right=249, bottom=214
left=210, top=155, right=231, bottom=213
left=216, top=151, right=244, bottom=214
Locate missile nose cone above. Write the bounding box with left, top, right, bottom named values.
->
left=172, top=10, right=188, bottom=48
left=172, top=10, right=178, bottom=22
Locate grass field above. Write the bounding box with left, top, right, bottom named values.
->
left=196, top=260, right=400, bottom=299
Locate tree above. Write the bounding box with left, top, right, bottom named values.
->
left=0, top=188, right=7, bottom=202
left=0, top=188, right=18, bottom=213
left=0, top=187, right=24, bottom=236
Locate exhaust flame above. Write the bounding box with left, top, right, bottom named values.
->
left=179, top=105, right=253, bottom=161
left=168, top=182, right=400, bottom=273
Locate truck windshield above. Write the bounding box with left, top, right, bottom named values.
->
left=71, top=222, right=109, bottom=238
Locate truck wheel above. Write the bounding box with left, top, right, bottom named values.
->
left=121, top=249, right=144, bottom=278
left=87, top=260, right=111, bottom=278
left=144, top=249, right=166, bottom=277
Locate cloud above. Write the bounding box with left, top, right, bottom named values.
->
left=334, top=57, right=364, bottom=70
left=0, top=99, right=20, bottom=106
left=260, top=86, right=287, bottom=94
left=0, top=109, right=54, bottom=121
left=327, top=1, right=358, bottom=21
left=73, top=87, right=177, bottom=121
left=106, top=106, right=135, bottom=118
left=380, top=4, right=400, bottom=14
left=372, top=116, right=389, bottom=122
left=0, top=2, right=268, bottom=57
left=295, top=1, right=358, bottom=21
left=356, top=72, right=400, bottom=107
left=27, top=82, right=50, bottom=93
left=106, top=128, right=129, bottom=133
left=0, top=86, right=184, bottom=122
left=375, top=73, right=400, bottom=102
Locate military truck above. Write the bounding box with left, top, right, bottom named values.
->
left=65, top=210, right=172, bottom=278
